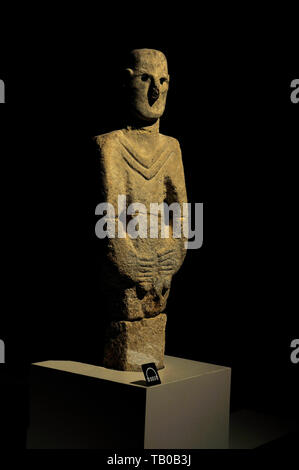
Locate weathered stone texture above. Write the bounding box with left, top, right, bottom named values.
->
left=103, top=314, right=167, bottom=371
left=96, top=49, right=187, bottom=370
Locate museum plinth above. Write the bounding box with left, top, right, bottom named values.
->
left=27, top=355, right=231, bottom=449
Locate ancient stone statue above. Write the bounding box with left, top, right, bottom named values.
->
left=95, top=49, right=188, bottom=371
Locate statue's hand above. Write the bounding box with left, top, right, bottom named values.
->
left=109, top=243, right=157, bottom=292
left=136, top=255, right=156, bottom=292
left=152, top=275, right=171, bottom=297
left=157, top=248, right=177, bottom=278
left=135, top=254, right=172, bottom=295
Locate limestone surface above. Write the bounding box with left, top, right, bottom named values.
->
left=96, top=49, right=188, bottom=371
left=103, top=314, right=167, bottom=371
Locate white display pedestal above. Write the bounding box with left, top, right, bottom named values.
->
left=27, top=355, right=231, bottom=449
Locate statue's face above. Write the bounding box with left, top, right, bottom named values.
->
left=126, top=49, right=169, bottom=122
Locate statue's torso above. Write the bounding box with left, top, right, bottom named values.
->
left=96, top=128, right=186, bottom=208
left=95, top=128, right=188, bottom=321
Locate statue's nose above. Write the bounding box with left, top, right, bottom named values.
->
left=148, top=85, right=160, bottom=105
left=151, top=86, right=159, bottom=100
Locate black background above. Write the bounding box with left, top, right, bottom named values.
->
left=0, top=18, right=298, bottom=451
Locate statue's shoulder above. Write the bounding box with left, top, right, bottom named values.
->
left=159, top=133, right=181, bottom=152
left=94, top=130, right=123, bottom=153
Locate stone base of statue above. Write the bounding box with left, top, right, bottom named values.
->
left=27, top=356, right=231, bottom=449
left=103, top=314, right=167, bottom=371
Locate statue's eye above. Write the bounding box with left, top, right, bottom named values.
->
left=160, top=77, right=167, bottom=84
left=141, top=74, right=150, bottom=81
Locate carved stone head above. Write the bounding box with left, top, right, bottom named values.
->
left=124, top=48, right=169, bottom=123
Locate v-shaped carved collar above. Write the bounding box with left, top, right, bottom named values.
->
left=119, top=134, right=174, bottom=181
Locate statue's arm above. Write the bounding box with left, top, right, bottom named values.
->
left=96, top=134, right=154, bottom=287
left=158, top=140, right=188, bottom=280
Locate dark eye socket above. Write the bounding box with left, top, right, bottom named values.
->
left=141, top=73, right=150, bottom=81
left=160, top=77, right=167, bottom=84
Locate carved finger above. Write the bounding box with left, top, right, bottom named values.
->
left=159, top=260, right=174, bottom=266
left=139, top=256, right=154, bottom=262
left=157, top=249, right=174, bottom=259
left=139, top=263, right=155, bottom=268
left=138, top=273, right=153, bottom=279
left=160, top=268, right=173, bottom=273
left=138, top=267, right=153, bottom=273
